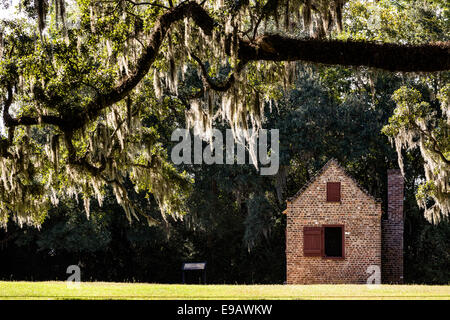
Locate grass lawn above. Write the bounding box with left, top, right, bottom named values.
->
left=0, top=281, right=449, bottom=300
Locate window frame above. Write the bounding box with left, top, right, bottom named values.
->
left=322, top=224, right=345, bottom=260
left=302, top=224, right=346, bottom=260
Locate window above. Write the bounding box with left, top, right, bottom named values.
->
left=327, top=182, right=341, bottom=202
left=303, top=225, right=345, bottom=259
left=323, top=226, right=344, bottom=258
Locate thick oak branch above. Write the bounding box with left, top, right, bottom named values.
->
left=74, top=3, right=448, bottom=130
left=239, top=35, right=450, bottom=72
left=80, top=1, right=214, bottom=128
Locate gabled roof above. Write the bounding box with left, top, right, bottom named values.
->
left=287, top=158, right=381, bottom=203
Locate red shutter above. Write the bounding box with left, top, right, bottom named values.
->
left=303, top=227, right=322, bottom=256
left=327, top=182, right=341, bottom=202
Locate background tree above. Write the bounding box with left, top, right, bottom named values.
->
left=0, top=0, right=448, bottom=285
left=2, top=59, right=448, bottom=284
left=0, top=0, right=448, bottom=226
left=383, top=85, right=449, bottom=223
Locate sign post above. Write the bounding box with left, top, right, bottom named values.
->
left=182, top=262, right=207, bottom=284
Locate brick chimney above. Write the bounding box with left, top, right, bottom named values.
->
left=381, top=169, right=404, bottom=283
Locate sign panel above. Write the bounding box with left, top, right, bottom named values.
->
left=183, top=262, right=206, bottom=270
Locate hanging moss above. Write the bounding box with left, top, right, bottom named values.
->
left=0, top=0, right=448, bottom=227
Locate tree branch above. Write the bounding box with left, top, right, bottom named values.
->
left=411, top=120, right=450, bottom=165
left=2, top=85, right=67, bottom=129
left=70, top=2, right=448, bottom=131
left=64, top=130, right=107, bottom=176
left=190, top=52, right=246, bottom=92
left=80, top=1, right=215, bottom=129
left=125, top=0, right=170, bottom=9
left=239, top=35, right=450, bottom=72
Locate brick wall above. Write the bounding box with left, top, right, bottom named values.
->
left=381, top=169, right=404, bottom=284
left=286, top=160, right=382, bottom=284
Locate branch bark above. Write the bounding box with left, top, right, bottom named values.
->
left=239, top=35, right=450, bottom=72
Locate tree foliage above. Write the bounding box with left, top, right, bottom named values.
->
left=383, top=85, right=449, bottom=223
left=0, top=0, right=448, bottom=227
left=2, top=59, right=448, bottom=284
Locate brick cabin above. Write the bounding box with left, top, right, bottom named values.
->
left=284, top=159, right=404, bottom=284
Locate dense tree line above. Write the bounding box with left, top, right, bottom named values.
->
left=1, top=63, right=448, bottom=284
left=0, top=0, right=448, bottom=284
left=0, top=0, right=448, bottom=227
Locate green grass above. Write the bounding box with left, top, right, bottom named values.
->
left=0, top=282, right=449, bottom=300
